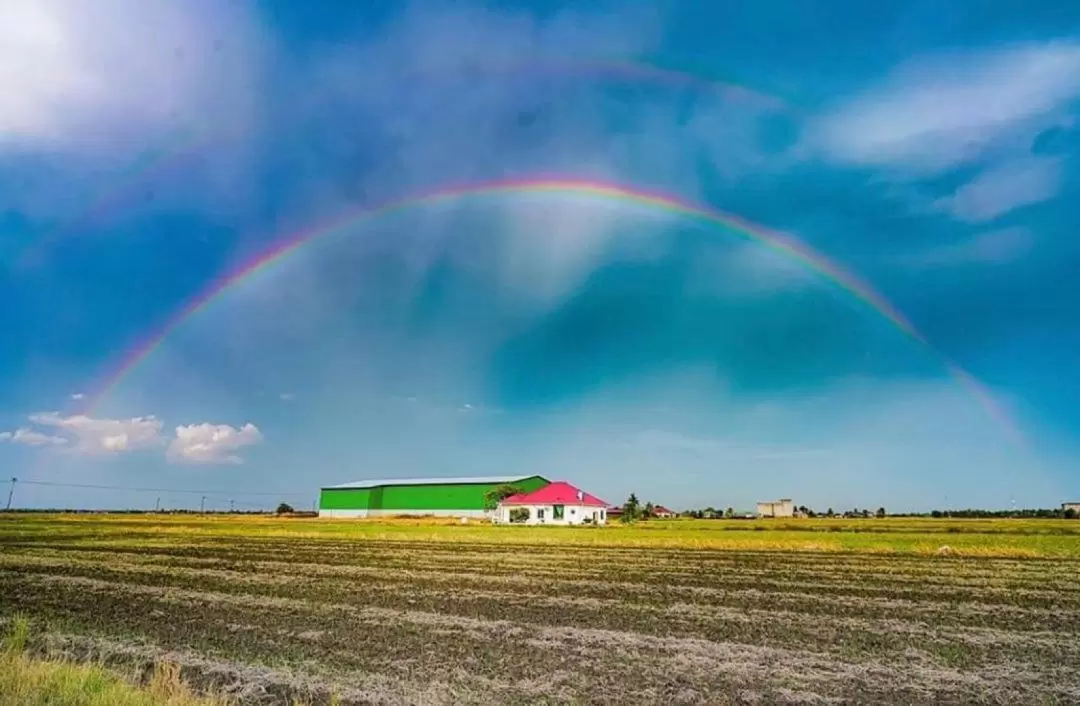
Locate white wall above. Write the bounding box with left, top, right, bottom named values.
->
left=319, top=508, right=492, bottom=519
left=496, top=504, right=606, bottom=525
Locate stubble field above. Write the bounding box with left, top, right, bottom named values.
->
left=2, top=514, right=1079, bottom=704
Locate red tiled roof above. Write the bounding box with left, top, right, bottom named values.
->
left=501, top=481, right=607, bottom=507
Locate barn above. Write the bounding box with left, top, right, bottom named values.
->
left=318, top=475, right=549, bottom=518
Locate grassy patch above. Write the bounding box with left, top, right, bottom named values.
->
left=1, top=616, right=223, bottom=706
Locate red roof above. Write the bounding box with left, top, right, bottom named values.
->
left=501, top=481, right=607, bottom=507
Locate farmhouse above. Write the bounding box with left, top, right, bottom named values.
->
left=757, top=498, right=794, bottom=518
left=1063, top=502, right=1080, bottom=513
left=318, top=475, right=548, bottom=518
left=651, top=505, right=676, bottom=518
left=496, top=481, right=608, bottom=525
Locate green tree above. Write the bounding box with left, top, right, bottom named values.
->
left=642, top=501, right=655, bottom=519
left=876, top=507, right=887, bottom=518
left=1065, top=508, right=1078, bottom=520
left=483, top=484, right=522, bottom=511
left=621, top=494, right=640, bottom=524
left=275, top=502, right=294, bottom=515
left=826, top=507, right=834, bottom=518
left=724, top=507, right=735, bottom=519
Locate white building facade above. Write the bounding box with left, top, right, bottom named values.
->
left=757, top=498, right=794, bottom=518
left=496, top=481, right=608, bottom=526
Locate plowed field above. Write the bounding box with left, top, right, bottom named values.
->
left=2, top=514, right=1078, bottom=704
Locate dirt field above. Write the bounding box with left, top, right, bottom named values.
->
left=2, top=514, right=1079, bottom=704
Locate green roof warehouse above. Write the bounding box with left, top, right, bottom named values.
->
left=318, top=475, right=549, bottom=518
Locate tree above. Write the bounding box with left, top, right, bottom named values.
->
left=275, top=502, right=294, bottom=515
left=642, top=502, right=655, bottom=519
left=876, top=507, right=886, bottom=519
left=483, top=484, right=522, bottom=511
left=826, top=507, right=834, bottom=518
left=621, top=493, right=640, bottom=524
left=724, top=507, right=735, bottom=519
left=1066, top=508, right=1078, bottom=520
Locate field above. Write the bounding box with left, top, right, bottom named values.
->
left=2, top=514, right=1079, bottom=704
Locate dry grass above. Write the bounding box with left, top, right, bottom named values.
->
left=1, top=616, right=226, bottom=706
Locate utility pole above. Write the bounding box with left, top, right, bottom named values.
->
left=155, top=497, right=161, bottom=512
left=200, top=495, right=206, bottom=514
left=229, top=499, right=234, bottom=513
left=5, top=477, right=16, bottom=511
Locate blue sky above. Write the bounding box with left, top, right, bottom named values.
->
left=2, top=0, right=1079, bottom=512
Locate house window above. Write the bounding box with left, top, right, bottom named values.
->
left=570, top=508, right=576, bottom=515
left=553, top=505, right=565, bottom=520
left=537, top=508, right=545, bottom=520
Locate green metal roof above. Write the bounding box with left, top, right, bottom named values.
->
left=322, top=475, right=543, bottom=490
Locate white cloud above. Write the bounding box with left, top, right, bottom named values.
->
left=69, top=393, right=84, bottom=400
left=936, top=158, right=1062, bottom=222
left=812, top=41, right=1080, bottom=171
left=279, top=393, right=295, bottom=401
left=0, top=427, right=67, bottom=446
left=168, top=422, right=262, bottom=465
left=900, top=228, right=1034, bottom=269
left=0, top=0, right=260, bottom=150
left=27, top=411, right=164, bottom=453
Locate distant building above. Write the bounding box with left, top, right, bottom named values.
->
left=651, top=505, right=676, bottom=519
left=757, top=499, right=794, bottom=518
left=1063, top=502, right=1080, bottom=513
left=496, top=481, right=608, bottom=525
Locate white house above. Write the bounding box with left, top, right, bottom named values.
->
left=496, top=481, right=608, bottom=526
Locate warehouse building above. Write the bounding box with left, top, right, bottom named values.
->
left=757, top=498, right=794, bottom=518
left=318, top=475, right=549, bottom=518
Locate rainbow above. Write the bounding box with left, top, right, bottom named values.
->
left=18, top=130, right=205, bottom=268
left=19, top=57, right=786, bottom=270
left=82, top=178, right=1018, bottom=440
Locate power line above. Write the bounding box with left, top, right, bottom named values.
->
left=16, top=479, right=311, bottom=498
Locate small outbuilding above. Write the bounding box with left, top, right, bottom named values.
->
left=496, top=481, right=608, bottom=525
left=757, top=498, right=794, bottom=518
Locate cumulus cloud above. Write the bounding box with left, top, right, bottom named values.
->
left=936, top=158, right=1063, bottom=222
left=811, top=41, right=1080, bottom=171
left=27, top=411, right=164, bottom=453
left=168, top=423, right=262, bottom=465
left=900, top=228, right=1034, bottom=269
left=69, top=392, right=84, bottom=400
left=0, top=0, right=260, bottom=150
left=0, top=427, right=68, bottom=446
